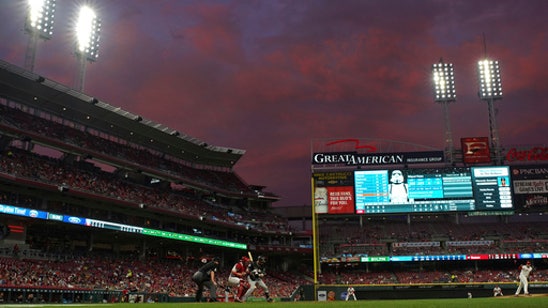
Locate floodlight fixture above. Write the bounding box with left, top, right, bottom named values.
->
left=24, top=0, right=56, bottom=72
left=25, top=0, right=56, bottom=39
left=432, top=59, right=456, bottom=164
left=432, top=62, right=456, bottom=102
left=478, top=60, right=503, bottom=100
left=75, top=5, right=101, bottom=62
left=477, top=58, right=503, bottom=164
left=74, top=5, right=101, bottom=91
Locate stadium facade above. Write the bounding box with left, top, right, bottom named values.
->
left=0, top=59, right=306, bottom=302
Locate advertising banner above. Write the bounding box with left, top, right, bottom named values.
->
left=511, top=165, right=548, bottom=211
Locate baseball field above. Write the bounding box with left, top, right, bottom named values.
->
left=2, top=294, right=547, bottom=308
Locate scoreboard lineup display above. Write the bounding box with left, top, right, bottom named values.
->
left=314, top=166, right=513, bottom=215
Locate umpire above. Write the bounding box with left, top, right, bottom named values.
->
left=192, top=257, right=221, bottom=302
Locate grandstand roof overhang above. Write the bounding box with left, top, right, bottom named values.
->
left=0, top=60, right=244, bottom=168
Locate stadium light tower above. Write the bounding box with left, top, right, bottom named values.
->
left=24, top=0, right=56, bottom=72
left=432, top=59, right=456, bottom=164
left=74, top=5, right=101, bottom=92
left=477, top=59, right=503, bottom=164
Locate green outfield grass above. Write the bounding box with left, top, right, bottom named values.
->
left=2, top=296, right=548, bottom=308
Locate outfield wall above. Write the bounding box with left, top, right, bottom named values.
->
left=0, top=287, right=287, bottom=303
left=2, top=283, right=547, bottom=303
left=311, top=282, right=548, bottom=300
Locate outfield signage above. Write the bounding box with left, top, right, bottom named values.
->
left=0, top=203, right=247, bottom=250
left=312, top=151, right=444, bottom=166
left=361, top=256, right=390, bottom=262
left=323, top=252, right=547, bottom=264
left=511, top=165, right=548, bottom=212
left=506, top=146, right=548, bottom=162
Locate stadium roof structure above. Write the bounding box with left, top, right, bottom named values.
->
left=0, top=59, right=244, bottom=168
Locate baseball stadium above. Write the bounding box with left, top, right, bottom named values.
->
left=1, top=1, right=548, bottom=308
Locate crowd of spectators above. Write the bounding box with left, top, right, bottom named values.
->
left=318, top=266, right=548, bottom=285
left=0, top=102, right=289, bottom=234
left=0, top=103, right=252, bottom=196
left=0, top=146, right=291, bottom=242
left=2, top=247, right=546, bottom=301
left=320, top=219, right=548, bottom=259
left=0, top=252, right=306, bottom=300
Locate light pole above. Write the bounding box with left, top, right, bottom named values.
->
left=432, top=60, right=456, bottom=164
left=74, top=5, right=101, bottom=92
left=477, top=59, right=503, bottom=164
left=24, top=0, right=56, bottom=72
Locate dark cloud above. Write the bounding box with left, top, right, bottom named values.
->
left=1, top=0, right=546, bottom=206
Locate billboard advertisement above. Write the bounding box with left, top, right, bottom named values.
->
left=313, top=172, right=354, bottom=214
left=511, top=165, right=548, bottom=212
left=461, top=137, right=491, bottom=164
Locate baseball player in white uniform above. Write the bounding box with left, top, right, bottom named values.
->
left=515, top=261, right=533, bottom=296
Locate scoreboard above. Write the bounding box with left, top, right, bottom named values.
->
left=314, top=166, right=513, bottom=215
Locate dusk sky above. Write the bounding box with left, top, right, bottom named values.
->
left=0, top=0, right=546, bottom=207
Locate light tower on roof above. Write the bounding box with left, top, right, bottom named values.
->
left=24, top=0, right=56, bottom=72
left=432, top=59, right=456, bottom=164
left=477, top=59, right=503, bottom=164
left=74, top=5, right=101, bottom=92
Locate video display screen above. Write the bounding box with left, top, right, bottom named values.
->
left=471, top=166, right=513, bottom=211
left=352, top=166, right=513, bottom=214
left=313, top=171, right=355, bottom=214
